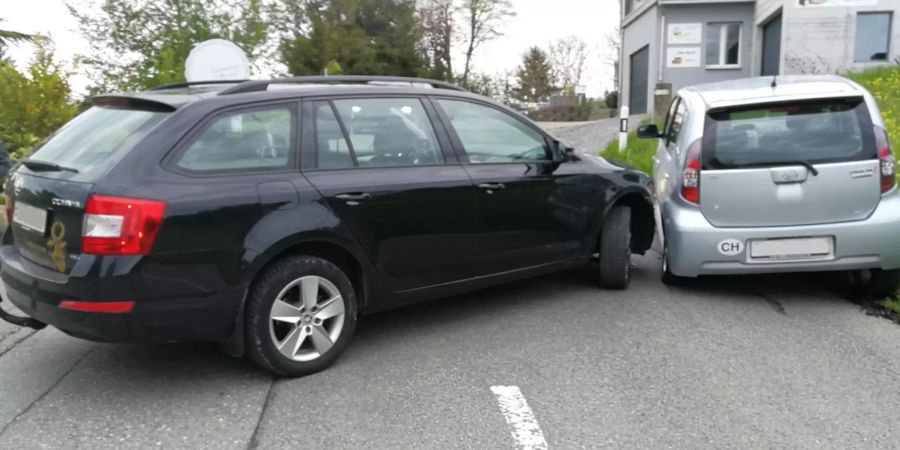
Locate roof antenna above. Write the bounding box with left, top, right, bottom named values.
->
left=771, top=75, right=777, bottom=88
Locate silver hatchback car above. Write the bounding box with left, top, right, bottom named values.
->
left=639, top=75, right=900, bottom=297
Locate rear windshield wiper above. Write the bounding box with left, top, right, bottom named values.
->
left=20, top=158, right=79, bottom=174
left=740, top=160, right=819, bottom=176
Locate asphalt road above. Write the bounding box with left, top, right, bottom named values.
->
left=1, top=247, right=900, bottom=449
left=538, top=118, right=627, bottom=154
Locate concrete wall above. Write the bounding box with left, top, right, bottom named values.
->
left=621, top=4, right=660, bottom=115
left=782, top=0, right=900, bottom=75
left=660, top=3, right=756, bottom=95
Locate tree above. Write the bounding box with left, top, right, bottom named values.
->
left=68, top=0, right=269, bottom=92
left=603, top=25, right=621, bottom=91
left=548, top=36, right=588, bottom=90
left=513, top=47, right=554, bottom=103
left=0, top=43, right=78, bottom=159
left=0, top=18, right=36, bottom=60
left=459, top=0, right=515, bottom=87
left=279, top=0, right=425, bottom=77
left=418, top=0, right=455, bottom=81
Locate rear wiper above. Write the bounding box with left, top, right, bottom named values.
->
left=20, top=158, right=79, bottom=173
left=743, top=160, right=819, bottom=176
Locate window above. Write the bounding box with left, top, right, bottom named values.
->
left=29, top=106, right=167, bottom=176
left=702, top=99, right=874, bottom=170
left=176, top=106, right=293, bottom=172
left=437, top=99, right=550, bottom=163
left=314, top=103, right=354, bottom=169
left=624, top=0, right=634, bottom=15
left=706, top=22, right=741, bottom=67
left=855, top=12, right=892, bottom=62
left=331, top=98, right=443, bottom=167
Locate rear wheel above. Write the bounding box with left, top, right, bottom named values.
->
left=245, top=256, right=357, bottom=377
left=597, top=206, right=631, bottom=289
left=850, top=268, right=900, bottom=299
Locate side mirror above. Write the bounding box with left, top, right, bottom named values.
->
left=637, top=124, right=662, bottom=139
left=552, top=141, right=576, bottom=162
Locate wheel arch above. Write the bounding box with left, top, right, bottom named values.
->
left=598, top=190, right=655, bottom=255
left=224, top=234, right=374, bottom=357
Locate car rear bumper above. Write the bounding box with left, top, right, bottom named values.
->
left=0, top=245, right=245, bottom=343
left=663, top=192, right=900, bottom=277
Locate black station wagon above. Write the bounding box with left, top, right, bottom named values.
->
left=0, top=76, right=654, bottom=377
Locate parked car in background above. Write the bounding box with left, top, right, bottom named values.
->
left=642, top=75, right=900, bottom=297
left=0, top=76, right=655, bottom=377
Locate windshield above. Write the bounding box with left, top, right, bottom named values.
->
left=27, top=106, right=168, bottom=176
left=702, top=98, right=876, bottom=170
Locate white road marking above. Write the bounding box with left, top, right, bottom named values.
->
left=490, top=386, right=549, bottom=450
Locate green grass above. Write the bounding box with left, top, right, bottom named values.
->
left=881, top=297, right=900, bottom=315
left=601, top=119, right=658, bottom=175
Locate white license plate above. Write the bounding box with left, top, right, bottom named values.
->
left=13, top=202, right=48, bottom=233
left=750, top=237, right=833, bottom=259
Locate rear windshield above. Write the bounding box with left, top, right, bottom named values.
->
left=702, top=98, right=876, bottom=170
left=27, top=106, right=168, bottom=176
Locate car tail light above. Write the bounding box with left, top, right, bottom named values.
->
left=59, top=300, right=134, bottom=313
left=682, top=139, right=702, bottom=204
left=876, top=127, right=896, bottom=193
left=82, top=195, right=166, bottom=255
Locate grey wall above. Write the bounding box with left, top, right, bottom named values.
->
left=782, top=0, right=900, bottom=75
left=621, top=4, right=660, bottom=115
left=660, top=3, right=756, bottom=94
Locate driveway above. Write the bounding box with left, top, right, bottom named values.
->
left=1, top=248, right=900, bottom=449
left=538, top=116, right=644, bottom=154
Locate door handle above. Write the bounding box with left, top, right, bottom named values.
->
left=335, top=193, right=371, bottom=202
left=477, top=183, right=506, bottom=191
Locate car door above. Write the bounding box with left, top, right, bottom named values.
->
left=654, top=98, right=686, bottom=206
left=433, top=97, right=590, bottom=275
left=301, top=96, right=481, bottom=292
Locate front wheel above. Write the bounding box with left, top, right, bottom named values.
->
left=245, top=256, right=358, bottom=377
left=597, top=206, right=631, bottom=289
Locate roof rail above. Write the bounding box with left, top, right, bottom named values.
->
left=150, top=80, right=250, bottom=91
left=217, top=76, right=467, bottom=95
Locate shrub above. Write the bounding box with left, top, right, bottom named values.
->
left=0, top=43, right=78, bottom=160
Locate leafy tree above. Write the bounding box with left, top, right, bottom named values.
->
left=0, top=18, right=36, bottom=60
left=279, top=0, right=425, bottom=77
left=68, top=0, right=269, bottom=92
left=459, top=0, right=514, bottom=87
left=513, top=46, right=554, bottom=103
left=0, top=43, right=78, bottom=159
left=418, top=0, right=455, bottom=82
left=325, top=59, right=344, bottom=75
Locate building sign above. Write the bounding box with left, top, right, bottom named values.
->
left=667, top=23, right=702, bottom=45
left=666, top=47, right=701, bottom=68
left=796, top=0, right=878, bottom=6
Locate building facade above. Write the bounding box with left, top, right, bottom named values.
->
left=620, top=0, right=900, bottom=116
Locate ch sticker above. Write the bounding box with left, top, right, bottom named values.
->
left=717, top=239, right=744, bottom=256
left=47, top=221, right=67, bottom=272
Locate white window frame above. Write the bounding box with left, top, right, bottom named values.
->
left=706, top=22, right=742, bottom=69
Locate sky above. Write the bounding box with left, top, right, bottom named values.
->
left=2, top=0, right=621, bottom=98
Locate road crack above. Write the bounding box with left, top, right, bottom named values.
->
left=756, top=292, right=787, bottom=316
left=247, top=377, right=276, bottom=450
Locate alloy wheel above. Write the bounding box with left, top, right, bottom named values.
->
left=268, top=275, right=346, bottom=362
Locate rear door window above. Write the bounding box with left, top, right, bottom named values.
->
left=702, top=98, right=876, bottom=170
left=330, top=98, right=443, bottom=167
left=175, top=105, right=295, bottom=173
left=313, top=102, right=355, bottom=170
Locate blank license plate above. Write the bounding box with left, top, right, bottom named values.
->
left=750, top=237, right=833, bottom=259
left=13, top=202, right=47, bottom=233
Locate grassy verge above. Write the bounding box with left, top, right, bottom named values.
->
left=601, top=119, right=658, bottom=175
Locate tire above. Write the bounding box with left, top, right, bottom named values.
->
left=597, top=206, right=631, bottom=289
left=245, top=255, right=358, bottom=378
left=851, top=268, right=900, bottom=299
